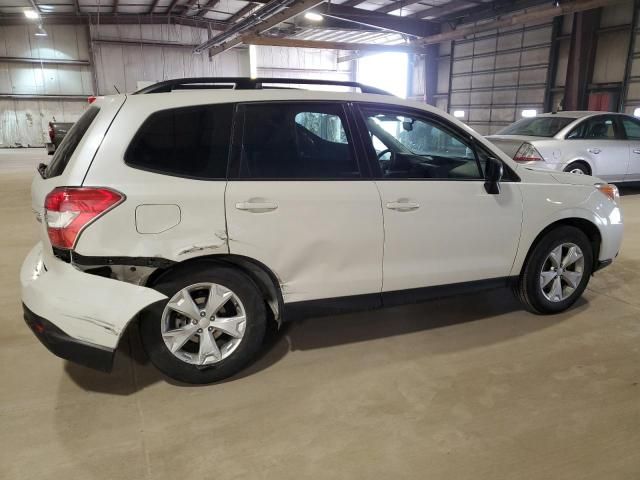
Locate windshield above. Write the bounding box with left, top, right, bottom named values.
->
left=498, top=116, right=576, bottom=137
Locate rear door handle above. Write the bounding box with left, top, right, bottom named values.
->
left=235, top=201, right=278, bottom=213
left=386, top=200, right=420, bottom=212
left=588, top=148, right=601, bottom=154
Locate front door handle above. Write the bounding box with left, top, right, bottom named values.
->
left=633, top=149, right=640, bottom=154
left=386, top=200, right=420, bottom=212
left=588, top=148, right=601, bottom=154
left=235, top=201, right=278, bottom=213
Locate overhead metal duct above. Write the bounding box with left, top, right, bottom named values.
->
left=192, top=0, right=299, bottom=53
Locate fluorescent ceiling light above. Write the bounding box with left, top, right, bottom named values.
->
left=634, top=107, right=640, bottom=117
left=453, top=110, right=465, bottom=118
left=304, top=12, right=323, bottom=22
left=35, top=25, right=47, bottom=37
left=521, top=109, right=537, bottom=118
left=24, top=9, right=39, bottom=19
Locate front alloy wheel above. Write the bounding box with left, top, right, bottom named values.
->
left=515, top=226, right=593, bottom=314
left=539, top=243, right=585, bottom=302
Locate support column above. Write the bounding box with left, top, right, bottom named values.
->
left=564, top=8, right=601, bottom=110
left=424, top=43, right=439, bottom=106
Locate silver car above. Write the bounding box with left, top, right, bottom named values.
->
left=487, top=111, right=640, bottom=182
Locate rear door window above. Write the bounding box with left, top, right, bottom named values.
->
left=235, top=103, right=360, bottom=179
left=621, top=116, right=640, bottom=140
left=566, top=115, right=619, bottom=140
left=125, top=104, right=234, bottom=179
left=45, top=106, right=100, bottom=178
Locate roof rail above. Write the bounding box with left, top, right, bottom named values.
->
left=132, top=77, right=392, bottom=96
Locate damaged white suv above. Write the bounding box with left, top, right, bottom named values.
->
left=22, top=78, right=623, bottom=384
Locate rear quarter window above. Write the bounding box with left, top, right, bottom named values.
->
left=125, top=104, right=234, bottom=179
left=45, top=106, right=100, bottom=178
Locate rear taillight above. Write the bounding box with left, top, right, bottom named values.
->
left=513, top=143, right=544, bottom=162
left=48, top=123, right=55, bottom=142
left=44, top=187, right=124, bottom=249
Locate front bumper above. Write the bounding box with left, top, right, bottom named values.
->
left=21, top=242, right=166, bottom=369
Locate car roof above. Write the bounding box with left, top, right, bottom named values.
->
left=536, top=111, right=628, bottom=119
left=101, top=88, right=444, bottom=117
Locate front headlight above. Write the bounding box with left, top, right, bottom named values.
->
left=595, top=183, right=619, bottom=202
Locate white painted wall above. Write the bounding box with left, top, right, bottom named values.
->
left=1, top=22, right=350, bottom=146
left=90, top=24, right=249, bottom=94
left=0, top=24, right=93, bottom=146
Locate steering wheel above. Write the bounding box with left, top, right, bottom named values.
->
left=377, top=148, right=392, bottom=160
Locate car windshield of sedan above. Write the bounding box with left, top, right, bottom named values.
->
left=498, top=116, right=577, bottom=137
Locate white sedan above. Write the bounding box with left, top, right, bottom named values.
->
left=487, top=111, right=640, bottom=182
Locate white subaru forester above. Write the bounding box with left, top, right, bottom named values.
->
left=21, top=78, right=623, bottom=384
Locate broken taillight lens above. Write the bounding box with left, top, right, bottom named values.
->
left=44, top=187, right=124, bottom=249
left=513, top=142, right=544, bottom=162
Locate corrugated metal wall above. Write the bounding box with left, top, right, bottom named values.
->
left=0, top=24, right=93, bottom=146
left=448, top=21, right=553, bottom=135
left=256, top=45, right=351, bottom=82
left=91, top=24, right=248, bottom=94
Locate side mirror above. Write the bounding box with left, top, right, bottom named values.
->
left=484, top=157, right=503, bottom=194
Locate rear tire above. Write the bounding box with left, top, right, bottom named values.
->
left=515, top=226, right=593, bottom=314
left=564, top=162, right=590, bottom=175
left=139, top=265, right=266, bottom=384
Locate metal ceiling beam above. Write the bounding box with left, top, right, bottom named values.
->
left=0, top=13, right=229, bottom=29
left=339, top=0, right=365, bottom=7
left=410, top=0, right=625, bottom=46
left=226, top=3, right=257, bottom=24
left=246, top=35, right=428, bottom=52
left=166, top=0, right=181, bottom=14
left=410, top=0, right=484, bottom=19
left=148, top=0, right=162, bottom=13
left=193, top=0, right=221, bottom=17
left=198, top=0, right=325, bottom=55
left=317, top=3, right=437, bottom=37
left=181, top=0, right=200, bottom=15
left=28, top=0, right=42, bottom=14
left=113, top=0, right=119, bottom=13
left=436, top=0, right=551, bottom=23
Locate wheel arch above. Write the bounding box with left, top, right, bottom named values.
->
left=517, top=217, right=602, bottom=277
left=145, top=254, right=285, bottom=327
left=564, top=159, right=592, bottom=175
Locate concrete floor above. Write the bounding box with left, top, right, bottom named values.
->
left=2, top=148, right=640, bottom=480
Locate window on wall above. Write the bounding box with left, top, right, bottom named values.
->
left=361, top=107, right=483, bottom=180
left=125, top=104, right=234, bottom=179
left=237, top=103, right=360, bottom=179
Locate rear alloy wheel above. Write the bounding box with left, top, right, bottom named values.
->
left=564, top=163, right=589, bottom=175
left=140, top=265, right=266, bottom=384
left=515, top=226, right=593, bottom=314
left=161, top=283, right=247, bottom=366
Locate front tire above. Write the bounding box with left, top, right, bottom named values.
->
left=515, top=226, right=593, bottom=314
left=139, top=265, right=266, bottom=384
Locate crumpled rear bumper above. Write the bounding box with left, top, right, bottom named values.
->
left=20, top=242, right=166, bottom=369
